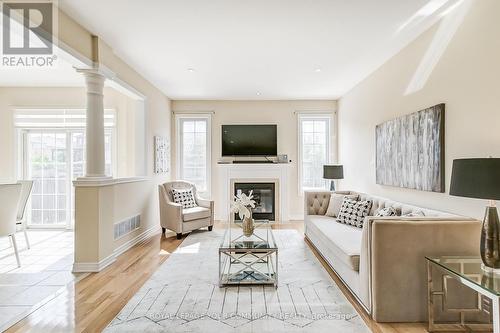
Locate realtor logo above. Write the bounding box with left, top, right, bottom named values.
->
left=2, top=1, right=57, bottom=67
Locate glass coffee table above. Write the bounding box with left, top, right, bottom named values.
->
left=426, top=256, right=500, bottom=332
left=219, top=220, right=278, bottom=287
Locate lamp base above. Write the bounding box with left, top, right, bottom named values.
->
left=330, top=181, right=335, bottom=192
left=480, top=204, right=500, bottom=270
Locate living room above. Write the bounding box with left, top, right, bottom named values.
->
left=0, top=0, right=499, bottom=332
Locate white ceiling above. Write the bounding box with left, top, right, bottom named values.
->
left=0, top=57, right=85, bottom=87
left=58, top=0, right=460, bottom=100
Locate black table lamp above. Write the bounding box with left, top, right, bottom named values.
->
left=323, top=165, right=344, bottom=191
left=450, top=158, right=500, bottom=272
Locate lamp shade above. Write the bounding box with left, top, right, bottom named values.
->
left=450, top=158, right=500, bottom=200
left=323, top=165, right=344, bottom=180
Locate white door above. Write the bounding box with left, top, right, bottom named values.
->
left=24, top=129, right=114, bottom=228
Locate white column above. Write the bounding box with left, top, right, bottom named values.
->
left=78, top=69, right=107, bottom=178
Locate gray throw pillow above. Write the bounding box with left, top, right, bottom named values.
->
left=375, top=207, right=398, bottom=217
left=337, top=198, right=373, bottom=228
left=325, top=193, right=359, bottom=217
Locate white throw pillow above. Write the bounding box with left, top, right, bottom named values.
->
left=337, top=198, right=373, bottom=228
left=375, top=207, right=398, bottom=217
left=171, top=188, right=197, bottom=209
left=325, top=193, right=359, bottom=217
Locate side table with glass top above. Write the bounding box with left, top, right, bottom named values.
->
left=426, top=256, right=500, bottom=332
left=219, top=219, right=278, bottom=287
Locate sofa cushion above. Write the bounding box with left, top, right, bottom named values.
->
left=182, top=206, right=211, bottom=222
left=325, top=193, right=359, bottom=217
left=307, top=215, right=362, bottom=271
left=337, top=198, right=372, bottom=228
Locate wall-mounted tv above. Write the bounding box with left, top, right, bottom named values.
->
left=222, top=124, right=277, bottom=156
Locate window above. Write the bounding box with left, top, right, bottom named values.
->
left=298, top=114, right=332, bottom=193
left=16, top=108, right=116, bottom=228
left=176, top=114, right=211, bottom=196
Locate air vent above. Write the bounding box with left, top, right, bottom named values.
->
left=114, top=214, right=141, bottom=240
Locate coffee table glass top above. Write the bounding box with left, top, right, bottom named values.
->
left=220, top=219, right=277, bottom=251
left=426, top=256, right=500, bottom=296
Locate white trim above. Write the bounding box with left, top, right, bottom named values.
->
left=73, top=176, right=149, bottom=188
left=113, top=225, right=161, bottom=258
left=72, top=225, right=161, bottom=273
left=175, top=113, right=212, bottom=197
left=288, top=213, right=304, bottom=221
left=297, top=113, right=333, bottom=196
left=72, top=254, right=116, bottom=273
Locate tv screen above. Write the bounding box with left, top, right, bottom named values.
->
left=222, top=125, right=277, bottom=156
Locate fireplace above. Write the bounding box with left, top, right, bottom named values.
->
left=234, top=182, right=276, bottom=221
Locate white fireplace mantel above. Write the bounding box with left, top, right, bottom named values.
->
left=215, top=163, right=290, bottom=222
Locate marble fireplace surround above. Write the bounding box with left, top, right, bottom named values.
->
left=216, top=164, right=290, bottom=222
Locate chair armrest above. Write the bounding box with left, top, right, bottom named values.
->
left=360, top=217, right=481, bottom=322
left=196, top=196, right=214, bottom=210
left=158, top=186, right=183, bottom=233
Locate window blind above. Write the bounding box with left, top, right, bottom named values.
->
left=14, top=109, right=116, bottom=128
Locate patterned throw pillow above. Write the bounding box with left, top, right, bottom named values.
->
left=375, top=207, right=398, bottom=217
left=171, top=188, right=197, bottom=209
left=337, top=198, right=373, bottom=228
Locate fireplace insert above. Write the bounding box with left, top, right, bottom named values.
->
left=234, top=182, right=275, bottom=221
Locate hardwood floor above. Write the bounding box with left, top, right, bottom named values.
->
left=6, top=222, right=428, bottom=333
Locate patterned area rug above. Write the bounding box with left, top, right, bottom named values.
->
left=105, top=229, right=369, bottom=333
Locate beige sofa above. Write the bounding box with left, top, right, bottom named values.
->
left=304, top=190, right=481, bottom=322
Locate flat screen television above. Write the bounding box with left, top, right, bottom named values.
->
left=222, top=124, right=277, bottom=156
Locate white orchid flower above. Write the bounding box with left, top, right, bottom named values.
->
left=231, top=190, right=256, bottom=219
left=236, top=190, right=256, bottom=208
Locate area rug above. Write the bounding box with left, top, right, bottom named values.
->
left=104, top=229, right=369, bottom=333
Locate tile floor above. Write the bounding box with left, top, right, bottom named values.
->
left=0, top=230, right=84, bottom=331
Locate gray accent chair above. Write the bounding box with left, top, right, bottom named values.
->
left=158, top=181, right=214, bottom=239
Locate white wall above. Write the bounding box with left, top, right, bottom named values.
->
left=338, top=0, right=500, bottom=219
left=172, top=100, right=337, bottom=220
left=0, top=86, right=137, bottom=182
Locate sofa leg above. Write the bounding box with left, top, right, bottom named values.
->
left=176, top=233, right=182, bottom=240
left=208, top=226, right=213, bottom=231
left=162, top=227, right=166, bottom=234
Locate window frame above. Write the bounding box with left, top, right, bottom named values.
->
left=297, top=113, right=333, bottom=195
left=175, top=113, right=212, bottom=197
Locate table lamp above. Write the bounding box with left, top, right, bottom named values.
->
left=450, top=158, right=500, bottom=272
left=323, top=165, right=344, bottom=191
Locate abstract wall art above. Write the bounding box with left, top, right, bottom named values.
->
left=154, top=136, right=170, bottom=174
left=375, top=104, right=445, bottom=193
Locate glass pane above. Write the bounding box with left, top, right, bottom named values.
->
left=183, top=121, right=195, bottom=133
left=180, top=119, right=208, bottom=193
left=27, top=131, right=67, bottom=226
left=300, top=118, right=330, bottom=190
left=302, top=121, right=314, bottom=133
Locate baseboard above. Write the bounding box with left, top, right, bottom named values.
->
left=72, top=254, right=116, bottom=273
left=72, top=225, right=161, bottom=273
left=113, top=225, right=161, bottom=258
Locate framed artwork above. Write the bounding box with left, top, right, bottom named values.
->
left=154, top=136, right=170, bottom=174
left=376, top=104, right=445, bottom=193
